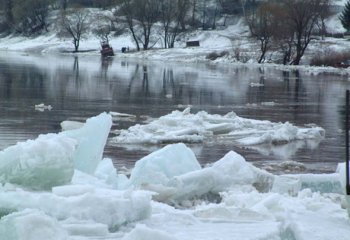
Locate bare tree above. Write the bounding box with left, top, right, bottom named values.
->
left=118, top=0, right=141, bottom=51
left=317, top=0, right=331, bottom=39
left=60, top=9, right=89, bottom=52
left=1, top=0, right=14, bottom=27
left=134, top=0, right=160, bottom=50
left=283, top=0, right=330, bottom=65
left=247, top=3, right=276, bottom=63
left=159, top=0, right=189, bottom=48
left=118, top=0, right=159, bottom=50
left=93, top=12, right=114, bottom=44
left=12, top=0, right=52, bottom=34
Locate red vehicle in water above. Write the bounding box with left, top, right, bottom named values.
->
left=100, top=41, right=114, bottom=57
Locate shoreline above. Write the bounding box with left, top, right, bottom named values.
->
left=0, top=33, right=350, bottom=77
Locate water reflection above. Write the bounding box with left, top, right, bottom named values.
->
left=0, top=53, right=349, bottom=173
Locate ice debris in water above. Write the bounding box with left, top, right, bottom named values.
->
left=0, top=113, right=153, bottom=239
left=0, top=112, right=349, bottom=239
left=34, top=103, right=52, bottom=111
left=113, top=107, right=325, bottom=145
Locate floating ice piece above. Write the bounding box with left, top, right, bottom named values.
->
left=113, top=107, right=325, bottom=146
left=62, top=112, right=112, bottom=174
left=0, top=187, right=152, bottom=230
left=168, top=151, right=274, bottom=202
left=34, top=103, right=52, bottom=111
left=0, top=134, right=77, bottom=190
left=110, top=112, right=136, bottom=118
left=60, top=120, right=84, bottom=131
left=261, top=101, right=276, bottom=106
left=235, top=122, right=325, bottom=145
left=272, top=173, right=343, bottom=196
left=250, top=82, right=264, bottom=87
left=0, top=209, right=68, bottom=240
left=129, top=143, right=201, bottom=187
left=110, top=111, right=137, bottom=122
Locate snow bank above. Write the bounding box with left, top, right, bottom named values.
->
left=62, top=112, right=112, bottom=174
left=0, top=134, right=77, bottom=190
left=113, top=107, right=325, bottom=146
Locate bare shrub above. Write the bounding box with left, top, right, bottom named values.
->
left=206, top=50, right=229, bottom=60
left=310, top=50, right=350, bottom=67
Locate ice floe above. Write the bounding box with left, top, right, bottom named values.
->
left=34, top=103, right=52, bottom=112
left=113, top=107, right=325, bottom=146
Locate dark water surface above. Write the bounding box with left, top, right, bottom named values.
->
left=0, top=53, right=349, bottom=173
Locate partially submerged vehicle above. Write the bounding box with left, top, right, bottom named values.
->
left=100, top=41, right=114, bottom=57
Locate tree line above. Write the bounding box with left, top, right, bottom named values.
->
left=0, top=0, right=254, bottom=35
left=0, top=0, right=258, bottom=51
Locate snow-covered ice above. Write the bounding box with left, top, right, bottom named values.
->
left=113, top=107, right=325, bottom=146
left=0, top=112, right=349, bottom=239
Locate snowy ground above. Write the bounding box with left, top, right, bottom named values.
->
left=0, top=113, right=349, bottom=240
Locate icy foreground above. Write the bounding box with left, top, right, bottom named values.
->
left=113, top=107, right=325, bottom=146
left=0, top=113, right=349, bottom=240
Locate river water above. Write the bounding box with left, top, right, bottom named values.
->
left=0, top=53, right=349, bottom=174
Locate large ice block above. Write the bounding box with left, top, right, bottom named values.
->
left=169, top=151, right=274, bottom=201
left=62, top=112, right=112, bottom=174
left=0, top=134, right=76, bottom=190
left=129, top=143, right=201, bottom=187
